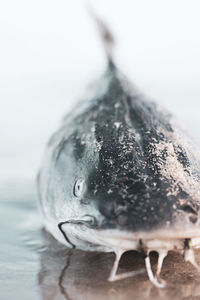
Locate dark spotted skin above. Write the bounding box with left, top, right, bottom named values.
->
left=39, top=65, right=200, bottom=235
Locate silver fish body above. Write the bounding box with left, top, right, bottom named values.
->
left=37, top=12, right=200, bottom=287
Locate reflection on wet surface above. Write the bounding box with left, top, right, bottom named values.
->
left=1, top=184, right=200, bottom=300
left=39, top=230, right=200, bottom=300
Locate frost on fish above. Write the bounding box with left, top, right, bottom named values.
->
left=37, top=11, right=200, bottom=288
left=37, top=65, right=200, bottom=286
left=38, top=67, right=200, bottom=243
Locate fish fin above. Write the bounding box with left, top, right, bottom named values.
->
left=145, top=253, right=166, bottom=288
left=156, top=249, right=168, bottom=278
left=184, top=238, right=200, bottom=271
left=108, top=250, right=124, bottom=281
left=108, top=250, right=145, bottom=282
left=88, top=5, right=116, bottom=68
left=184, top=248, right=200, bottom=271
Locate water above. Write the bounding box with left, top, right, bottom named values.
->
left=0, top=183, right=41, bottom=300
left=1, top=182, right=200, bottom=300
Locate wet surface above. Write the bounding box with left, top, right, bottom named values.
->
left=1, top=183, right=200, bottom=300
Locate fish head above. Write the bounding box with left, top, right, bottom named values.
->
left=39, top=99, right=200, bottom=252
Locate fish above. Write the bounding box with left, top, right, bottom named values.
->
left=37, top=11, right=200, bottom=288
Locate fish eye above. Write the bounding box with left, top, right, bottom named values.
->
left=73, top=179, right=85, bottom=198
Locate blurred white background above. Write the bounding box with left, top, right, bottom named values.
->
left=0, top=0, right=200, bottom=184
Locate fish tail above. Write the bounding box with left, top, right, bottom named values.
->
left=88, top=6, right=116, bottom=68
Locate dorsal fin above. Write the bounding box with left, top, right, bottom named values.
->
left=88, top=7, right=116, bottom=69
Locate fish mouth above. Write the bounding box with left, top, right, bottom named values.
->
left=96, top=227, right=200, bottom=250
left=60, top=219, right=200, bottom=252
left=96, top=230, right=200, bottom=288
left=59, top=221, right=200, bottom=288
